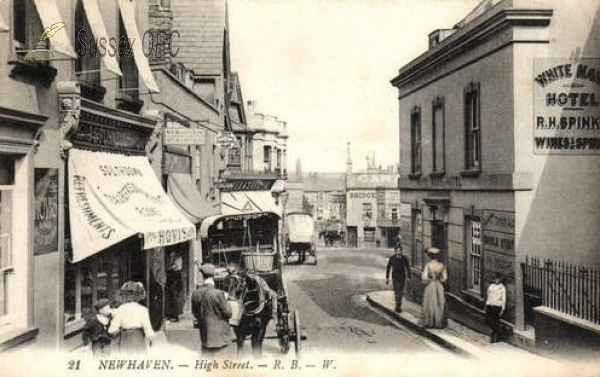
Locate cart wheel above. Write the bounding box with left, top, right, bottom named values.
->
left=293, top=310, right=301, bottom=358
left=278, top=309, right=291, bottom=354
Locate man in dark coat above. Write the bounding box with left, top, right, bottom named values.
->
left=191, top=263, right=233, bottom=357
left=386, top=245, right=411, bottom=313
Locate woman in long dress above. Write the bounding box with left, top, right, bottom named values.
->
left=420, top=247, right=447, bottom=328
left=108, top=281, right=156, bottom=354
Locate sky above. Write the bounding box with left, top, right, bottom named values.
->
left=228, top=0, right=481, bottom=173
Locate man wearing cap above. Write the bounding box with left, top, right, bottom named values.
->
left=386, top=245, right=411, bottom=313
left=191, top=263, right=233, bottom=357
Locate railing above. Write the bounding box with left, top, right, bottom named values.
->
left=521, top=256, right=600, bottom=324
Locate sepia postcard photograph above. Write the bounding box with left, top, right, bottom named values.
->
left=0, top=0, right=599, bottom=376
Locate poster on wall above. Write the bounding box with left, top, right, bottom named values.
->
left=533, top=58, right=600, bottom=155
left=34, top=168, right=59, bottom=255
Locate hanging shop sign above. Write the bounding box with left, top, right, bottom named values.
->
left=34, top=168, right=59, bottom=255
left=533, top=58, right=600, bottom=155
left=216, top=131, right=237, bottom=148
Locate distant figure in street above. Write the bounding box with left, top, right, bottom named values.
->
left=394, top=234, right=402, bottom=251
left=192, top=263, right=233, bottom=358
left=386, top=246, right=411, bottom=313
left=166, top=250, right=184, bottom=322
left=109, top=281, right=156, bottom=354
left=82, top=298, right=113, bottom=356
left=420, top=247, right=447, bottom=328
left=485, top=273, right=506, bottom=343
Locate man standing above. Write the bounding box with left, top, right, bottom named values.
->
left=165, top=251, right=183, bottom=322
left=191, top=263, right=233, bottom=357
left=386, top=246, right=411, bottom=313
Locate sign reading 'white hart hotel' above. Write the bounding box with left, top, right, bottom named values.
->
left=533, top=58, right=600, bottom=155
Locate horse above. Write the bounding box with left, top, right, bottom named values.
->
left=228, top=269, right=277, bottom=358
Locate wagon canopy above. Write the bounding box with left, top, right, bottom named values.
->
left=200, top=191, right=281, bottom=238
left=286, top=213, right=315, bottom=244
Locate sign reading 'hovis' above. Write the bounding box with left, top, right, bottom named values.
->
left=533, top=58, right=600, bottom=155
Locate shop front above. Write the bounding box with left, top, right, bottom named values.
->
left=62, top=102, right=196, bottom=342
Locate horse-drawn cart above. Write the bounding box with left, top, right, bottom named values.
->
left=199, top=191, right=302, bottom=357
left=283, top=211, right=317, bottom=265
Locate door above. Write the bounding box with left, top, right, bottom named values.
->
left=431, top=221, right=447, bottom=263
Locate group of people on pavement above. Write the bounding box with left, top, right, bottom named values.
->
left=82, top=281, right=156, bottom=356
left=386, top=235, right=506, bottom=343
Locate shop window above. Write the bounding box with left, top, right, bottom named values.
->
left=363, top=227, right=376, bottom=242
left=64, top=247, right=131, bottom=327
left=412, top=209, right=423, bottom=267
left=0, top=157, right=16, bottom=325
left=466, top=218, right=482, bottom=293
left=432, top=97, right=445, bottom=175
left=410, top=106, right=422, bottom=176
left=464, top=83, right=481, bottom=172
left=362, top=203, right=372, bottom=220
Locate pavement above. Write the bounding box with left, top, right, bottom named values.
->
left=366, top=290, right=564, bottom=363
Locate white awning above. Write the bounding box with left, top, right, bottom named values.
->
left=82, top=0, right=122, bottom=76
left=118, top=0, right=160, bottom=93
left=68, top=149, right=195, bottom=262
left=199, top=191, right=282, bottom=238
left=167, top=173, right=220, bottom=223
left=33, top=0, right=77, bottom=58
left=0, top=2, right=8, bottom=31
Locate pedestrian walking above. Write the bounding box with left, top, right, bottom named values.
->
left=191, top=263, right=233, bottom=358
left=165, top=250, right=184, bottom=322
left=420, top=247, right=447, bottom=328
left=485, top=273, right=506, bottom=343
left=386, top=245, right=411, bottom=313
left=82, top=298, right=113, bottom=356
left=108, top=281, right=156, bottom=354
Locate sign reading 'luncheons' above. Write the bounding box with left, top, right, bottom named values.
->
left=533, top=59, right=600, bottom=155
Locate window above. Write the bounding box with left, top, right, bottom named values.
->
left=464, top=83, right=481, bottom=171
left=410, top=106, right=422, bottom=176
left=432, top=97, right=445, bottom=174
left=75, top=0, right=101, bottom=88
left=118, top=15, right=139, bottom=102
left=391, top=207, right=399, bottom=221
left=276, top=149, right=282, bottom=171
left=13, top=0, right=44, bottom=57
left=228, top=145, right=241, bottom=166
left=263, top=146, right=271, bottom=170
left=362, top=202, right=372, bottom=220
left=64, top=247, right=130, bottom=325
left=412, top=209, right=423, bottom=267
left=0, top=158, right=15, bottom=324
left=466, top=218, right=482, bottom=292
left=378, top=203, right=386, bottom=220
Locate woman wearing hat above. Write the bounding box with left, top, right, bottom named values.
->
left=420, top=247, right=448, bottom=328
left=108, top=281, right=156, bottom=353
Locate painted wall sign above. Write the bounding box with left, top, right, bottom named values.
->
left=533, top=58, right=600, bottom=155
left=483, top=210, right=515, bottom=234
left=164, top=126, right=206, bottom=145
left=484, top=251, right=514, bottom=275
left=483, top=210, right=515, bottom=257
left=34, top=168, right=59, bottom=255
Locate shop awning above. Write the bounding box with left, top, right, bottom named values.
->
left=200, top=191, right=282, bottom=238
left=33, top=0, right=77, bottom=58
left=82, top=0, right=122, bottom=76
left=167, top=173, right=220, bottom=223
left=118, top=0, right=160, bottom=93
left=68, top=149, right=195, bottom=263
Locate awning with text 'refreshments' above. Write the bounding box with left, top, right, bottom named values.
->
left=167, top=173, right=220, bottom=224
left=68, top=149, right=195, bottom=263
